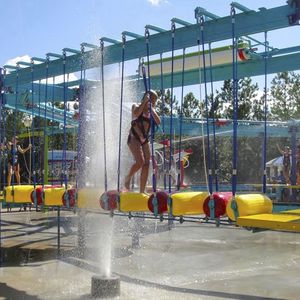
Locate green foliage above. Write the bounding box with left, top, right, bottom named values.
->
left=156, top=89, right=179, bottom=117
left=177, top=92, right=202, bottom=118
left=270, top=71, right=300, bottom=121
left=213, top=78, right=260, bottom=120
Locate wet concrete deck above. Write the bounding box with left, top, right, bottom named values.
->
left=0, top=208, right=300, bottom=300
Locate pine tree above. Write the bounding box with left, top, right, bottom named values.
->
left=269, top=71, right=300, bottom=121
left=156, top=89, right=179, bottom=117
left=177, top=92, right=201, bottom=119
left=214, top=78, right=259, bottom=120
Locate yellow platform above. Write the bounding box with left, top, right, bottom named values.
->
left=4, top=185, right=40, bottom=203
left=237, top=213, right=300, bottom=232
left=280, top=209, right=300, bottom=215
left=171, top=192, right=209, bottom=216
left=119, top=192, right=149, bottom=212
left=226, top=194, right=273, bottom=221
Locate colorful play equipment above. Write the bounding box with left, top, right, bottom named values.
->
left=1, top=1, right=300, bottom=237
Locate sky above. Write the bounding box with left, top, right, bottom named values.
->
left=0, top=0, right=299, bottom=90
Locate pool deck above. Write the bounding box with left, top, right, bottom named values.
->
left=1, top=208, right=300, bottom=300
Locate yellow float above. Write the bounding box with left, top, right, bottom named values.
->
left=171, top=191, right=209, bottom=216
left=77, top=187, right=103, bottom=209
left=226, top=193, right=273, bottom=221
left=43, top=187, right=65, bottom=206
left=5, top=185, right=39, bottom=203
left=119, top=192, right=149, bottom=212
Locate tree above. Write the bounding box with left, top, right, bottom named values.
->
left=177, top=92, right=201, bottom=118
left=213, top=78, right=260, bottom=120
left=269, top=71, right=300, bottom=121
left=156, top=89, right=179, bottom=117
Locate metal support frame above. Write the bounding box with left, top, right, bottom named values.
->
left=231, top=2, right=253, bottom=13
left=145, top=24, right=167, bottom=33
left=100, top=37, right=121, bottom=44
left=171, top=17, right=192, bottom=27
left=122, top=31, right=143, bottom=39
left=290, top=125, right=298, bottom=201
left=2, top=4, right=297, bottom=87
left=81, top=42, right=99, bottom=49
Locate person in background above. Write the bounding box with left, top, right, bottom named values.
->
left=7, top=136, right=32, bottom=186
left=124, top=90, right=160, bottom=193
left=296, top=145, right=300, bottom=185
left=277, top=144, right=291, bottom=185
left=7, top=136, right=32, bottom=211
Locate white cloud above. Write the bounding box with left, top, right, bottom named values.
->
left=4, top=55, right=78, bottom=83
left=147, top=0, right=168, bottom=6
left=4, top=55, right=31, bottom=73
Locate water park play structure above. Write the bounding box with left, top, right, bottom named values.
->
left=1, top=1, right=300, bottom=296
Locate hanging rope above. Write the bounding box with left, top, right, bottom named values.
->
left=0, top=67, right=2, bottom=267
left=42, top=57, right=50, bottom=188
left=262, top=31, right=268, bottom=194
left=176, top=47, right=186, bottom=191
left=100, top=40, right=108, bottom=192
left=11, top=64, right=20, bottom=193
left=145, top=27, right=158, bottom=194
left=169, top=21, right=176, bottom=196
left=200, top=16, right=214, bottom=196
left=195, top=15, right=209, bottom=193
left=1, top=68, right=7, bottom=188
left=75, top=45, right=86, bottom=191
left=37, top=78, right=42, bottom=183
left=231, top=7, right=238, bottom=197
left=62, top=50, right=68, bottom=188
left=208, top=42, right=219, bottom=192
left=30, top=60, right=38, bottom=207
left=117, top=34, right=126, bottom=192
left=51, top=72, right=55, bottom=185
left=159, top=53, right=167, bottom=191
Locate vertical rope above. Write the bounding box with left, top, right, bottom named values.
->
left=159, top=54, right=167, bottom=191
left=76, top=45, right=85, bottom=191
left=100, top=40, right=108, bottom=192
left=12, top=64, right=20, bottom=193
left=145, top=27, right=157, bottom=193
left=176, top=47, right=186, bottom=191
left=62, top=50, right=68, bottom=188
left=51, top=74, right=55, bottom=185
left=28, top=60, right=37, bottom=207
left=200, top=16, right=213, bottom=196
left=0, top=67, right=4, bottom=266
left=30, top=61, right=37, bottom=202
left=262, top=31, right=268, bottom=194
left=231, top=7, right=238, bottom=197
left=1, top=69, right=7, bottom=188
left=117, top=34, right=126, bottom=192
left=42, top=58, right=49, bottom=187
left=196, top=16, right=208, bottom=193
left=208, top=42, right=219, bottom=192
left=169, top=21, right=176, bottom=195
left=37, top=78, right=42, bottom=183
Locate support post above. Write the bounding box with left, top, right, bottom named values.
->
left=44, top=134, right=49, bottom=184
left=57, top=206, right=61, bottom=256
left=0, top=67, right=3, bottom=266
left=290, top=125, right=298, bottom=202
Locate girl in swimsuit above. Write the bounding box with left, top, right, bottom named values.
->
left=125, top=90, right=160, bottom=193
left=277, top=144, right=291, bottom=185
left=7, top=136, right=32, bottom=186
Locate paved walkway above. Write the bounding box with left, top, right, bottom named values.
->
left=1, top=208, right=300, bottom=299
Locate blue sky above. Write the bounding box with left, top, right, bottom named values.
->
left=0, top=0, right=297, bottom=65
left=0, top=0, right=299, bottom=91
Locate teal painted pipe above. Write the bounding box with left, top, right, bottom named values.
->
left=3, top=4, right=296, bottom=87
